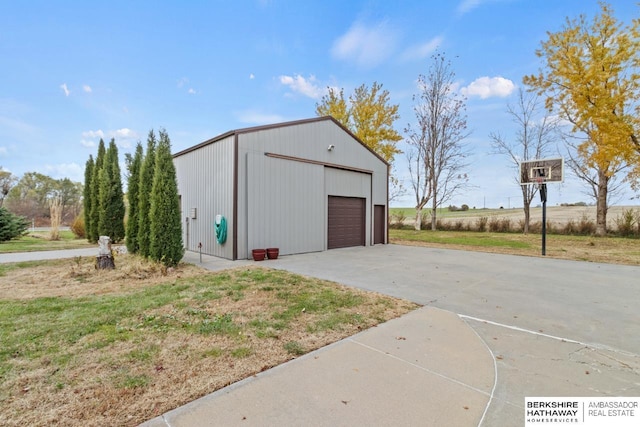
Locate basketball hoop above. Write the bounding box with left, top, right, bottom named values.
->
left=518, top=157, right=563, bottom=257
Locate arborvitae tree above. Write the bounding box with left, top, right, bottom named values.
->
left=83, top=155, right=94, bottom=242
left=137, top=130, right=156, bottom=257
left=126, top=142, right=143, bottom=253
left=88, top=139, right=106, bottom=243
left=149, top=129, right=183, bottom=266
left=98, top=138, right=125, bottom=242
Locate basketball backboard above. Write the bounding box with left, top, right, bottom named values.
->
left=519, top=157, right=564, bottom=185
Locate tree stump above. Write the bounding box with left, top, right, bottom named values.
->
left=96, top=255, right=115, bottom=269
left=96, top=236, right=115, bottom=270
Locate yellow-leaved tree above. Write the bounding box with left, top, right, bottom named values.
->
left=316, top=82, right=402, bottom=163
left=316, top=82, right=404, bottom=200
left=524, top=2, right=640, bottom=236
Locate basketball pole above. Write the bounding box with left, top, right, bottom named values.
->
left=540, top=183, right=547, bottom=256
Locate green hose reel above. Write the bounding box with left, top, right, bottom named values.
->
left=215, top=215, right=227, bottom=244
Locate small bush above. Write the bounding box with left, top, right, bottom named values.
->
left=420, top=211, right=430, bottom=229
left=576, top=214, right=596, bottom=235
left=489, top=217, right=512, bottom=232
left=562, top=219, right=577, bottom=235
left=615, top=209, right=637, bottom=237
left=528, top=221, right=542, bottom=234
left=561, top=215, right=596, bottom=236
left=0, top=207, right=29, bottom=242
left=546, top=221, right=556, bottom=234
left=447, top=204, right=469, bottom=212
left=70, top=215, right=86, bottom=239
left=476, top=216, right=488, bottom=232
left=390, top=211, right=407, bottom=229
left=453, top=219, right=465, bottom=231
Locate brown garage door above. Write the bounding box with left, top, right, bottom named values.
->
left=328, top=196, right=365, bottom=249
left=374, top=205, right=385, bottom=244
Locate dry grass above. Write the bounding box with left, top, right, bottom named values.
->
left=0, top=255, right=416, bottom=426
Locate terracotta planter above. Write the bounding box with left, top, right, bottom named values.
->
left=252, top=249, right=266, bottom=261
left=266, top=247, right=279, bottom=259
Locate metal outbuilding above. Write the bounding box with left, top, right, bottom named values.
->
left=173, top=116, right=389, bottom=260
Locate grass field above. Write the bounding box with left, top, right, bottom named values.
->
left=0, top=230, right=92, bottom=253
left=0, top=256, right=416, bottom=426
left=389, top=229, right=640, bottom=265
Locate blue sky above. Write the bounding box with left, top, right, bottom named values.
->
left=1, top=0, right=638, bottom=208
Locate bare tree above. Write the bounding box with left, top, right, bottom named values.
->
left=405, top=52, right=471, bottom=230
left=0, top=167, right=17, bottom=208
left=388, top=165, right=406, bottom=204
left=489, top=89, right=557, bottom=233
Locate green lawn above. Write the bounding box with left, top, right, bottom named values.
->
left=390, top=229, right=531, bottom=249
left=0, top=259, right=415, bottom=425
left=389, top=229, right=640, bottom=265
left=0, top=230, right=92, bottom=253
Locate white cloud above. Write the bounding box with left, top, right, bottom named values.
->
left=113, top=128, right=136, bottom=138
left=80, top=128, right=138, bottom=149
left=457, top=0, right=482, bottom=14
left=43, top=163, right=83, bottom=181
left=279, top=74, right=324, bottom=99
left=83, top=85, right=92, bottom=93
left=401, top=36, right=444, bottom=61
left=461, top=76, right=516, bottom=99
left=188, top=88, right=196, bottom=94
left=177, top=77, right=189, bottom=88
left=111, top=128, right=138, bottom=148
left=331, top=21, right=398, bottom=67
left=249, top=73, right=255, bottom=80
left=60, top=83, right=70, bottom=97
left=82, top=129, right=105, bottom=139
left=236, top=110, right=285, bottom=125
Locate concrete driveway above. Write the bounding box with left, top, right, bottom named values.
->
left=243, top=244, right=640, bottom=425
left=263, top=244, right=640, bottom=354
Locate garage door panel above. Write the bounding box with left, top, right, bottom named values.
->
left=328, top=196, right=365, bottom=249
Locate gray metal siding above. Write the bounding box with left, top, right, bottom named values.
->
left=240, top=120, right=383, bottom=173
left=176, top=117, right=388, bottom=260
left=245, top=153, right=324, bottom=258
left=174, top=135, right=235, bottom=259
left=238, top=119, right=387, bottom=252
